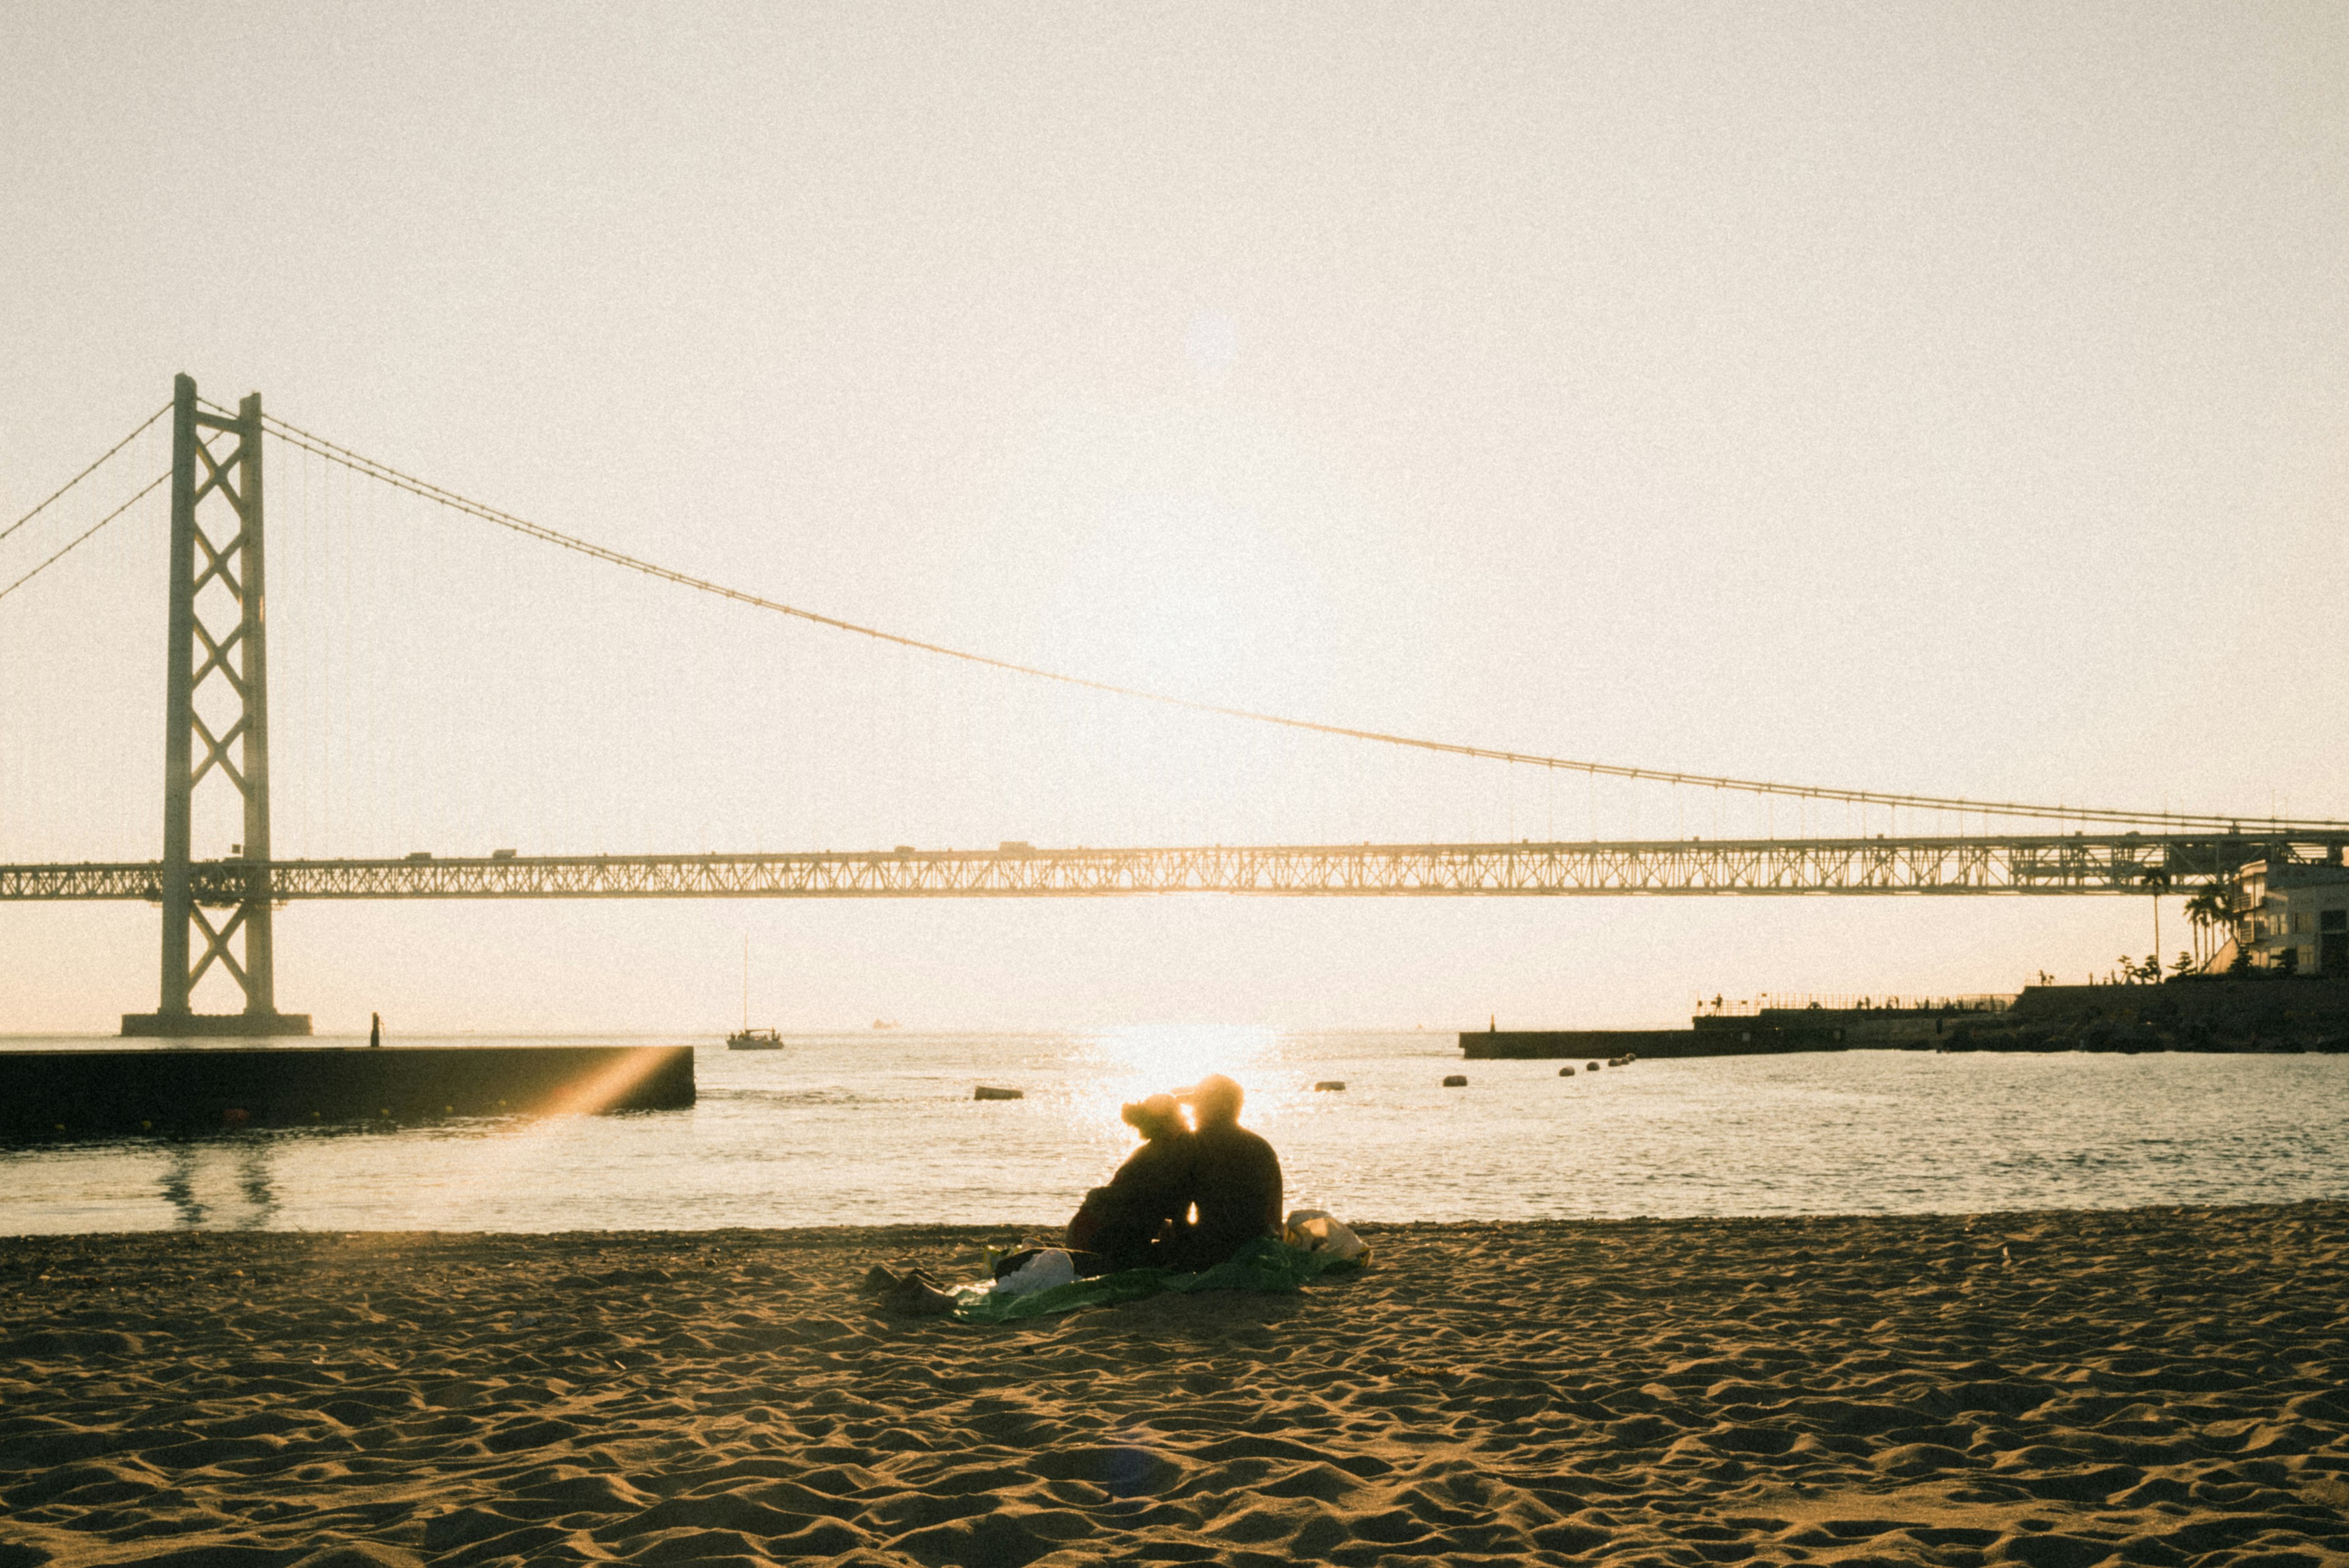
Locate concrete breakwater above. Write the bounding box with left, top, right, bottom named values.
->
left=0, top=1044, right=696, bottom=1140
left=1462, top=1028, right=1844, bottom=1060
left=1466, top=978, right=2349, bottom=1060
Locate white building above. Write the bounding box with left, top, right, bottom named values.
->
left=2235, top=858, right=2349, bottom=976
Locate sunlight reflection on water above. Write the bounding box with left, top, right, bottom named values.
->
left=1067, top=1023, right=1286, bottom=1133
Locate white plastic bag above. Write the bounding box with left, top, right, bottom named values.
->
left=1282, top=1208, right=1368, bottom=1263
left=995, top=1247, right=1079, bottom=1296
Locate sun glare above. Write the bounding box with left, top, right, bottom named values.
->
left=1097, top=1022, right=1274, bottom=1089
left=1070, top=1024, right=1283, bottom=1143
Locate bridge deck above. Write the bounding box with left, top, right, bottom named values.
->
left=4, top=834, right=2337, bottom=900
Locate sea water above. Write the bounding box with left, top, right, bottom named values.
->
left=2, top=1030, right=2344, bottom=1233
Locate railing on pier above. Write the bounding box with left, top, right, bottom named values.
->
left=1699, top=992, right=2017, bottom=1017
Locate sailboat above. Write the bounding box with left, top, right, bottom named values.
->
left=726, top=937, right=784, bottom=1050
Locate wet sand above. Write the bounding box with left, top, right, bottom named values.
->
left=2, top=1202, right=2344, bottom=1567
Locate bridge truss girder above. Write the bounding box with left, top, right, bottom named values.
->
left=4, top=833, right=2337, bottom=901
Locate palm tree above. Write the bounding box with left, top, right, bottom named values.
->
left=2139, top=865, right=2173, bottom=975
left=2183, top=886, right=2233, bottom=970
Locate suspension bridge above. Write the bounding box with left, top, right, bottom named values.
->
left=4, top=375, right=2342, bottom=1035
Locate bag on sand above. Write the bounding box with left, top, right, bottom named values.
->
left=994, top=1247, right=1079, bottom=1296
left=1282, top=1208, right=1369, bottom=1263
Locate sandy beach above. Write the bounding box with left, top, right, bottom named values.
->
left=2, top=1202, right=2343, bottom=1568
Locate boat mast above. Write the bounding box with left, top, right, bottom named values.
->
left=741, top=935, right=749, bottom=1031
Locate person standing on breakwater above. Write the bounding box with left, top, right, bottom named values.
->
left=369, top=1012, right=382, bottom=1049
left=1176, top=1074, right=1282, bottom=1269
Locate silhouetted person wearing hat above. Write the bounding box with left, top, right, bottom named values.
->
left=1178, top=1074, right=1282, bottom=1269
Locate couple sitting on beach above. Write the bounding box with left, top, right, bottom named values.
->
left=878, top=1072, right=1282, bottom=1315
left=1064, top=1072, right=1282, bottom=1276
left=991, top=1072, right=1281, bottom=1295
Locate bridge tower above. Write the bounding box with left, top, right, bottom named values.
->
left=121, top=374, right=310, bottom=1036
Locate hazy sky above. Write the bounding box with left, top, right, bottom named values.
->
left=3, top=3, right=2344, bottom=1033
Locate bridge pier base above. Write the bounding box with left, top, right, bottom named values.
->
left=121, top=1012, right=313, bottom=1038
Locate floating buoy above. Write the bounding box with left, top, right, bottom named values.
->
left=1442, top=1074, right=1468, bottom=1087
left=1314, top=1080, right=1347, bottom=1092
left=1557, top=1066, right=1575, bottom=1077
left=973, top=1085, right=1024, bottom=1101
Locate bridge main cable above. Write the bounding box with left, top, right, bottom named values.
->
left=0, top=470, right=171, bottom=605
left=0, top=401, right=169, bottom=550
left=251, top=407, right=2343, bottom=835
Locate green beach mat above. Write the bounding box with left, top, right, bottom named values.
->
left=951, top=1236, right=1365, bottom=1324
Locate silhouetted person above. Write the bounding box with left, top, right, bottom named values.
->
left=1177, top=1074, right=1282, bottom=1269
left=1066, top=1093, right=1195, bottom=1272
left=369, top=1012, right=382, bottom=1049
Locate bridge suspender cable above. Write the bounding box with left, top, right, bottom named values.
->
left=236, top=404, right=2340, bottom=835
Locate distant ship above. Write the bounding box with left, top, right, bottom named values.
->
left=726, top=938, right=784, bottom=1051
left=871, top=1018, right=899, bottom=1031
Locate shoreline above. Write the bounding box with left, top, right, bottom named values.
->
left=5, top=1201, right=2345, bottom=1567
left=11, top=1188, right=2349, bottom=1239
left=10, top=1178, right=2349, bottom=1240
